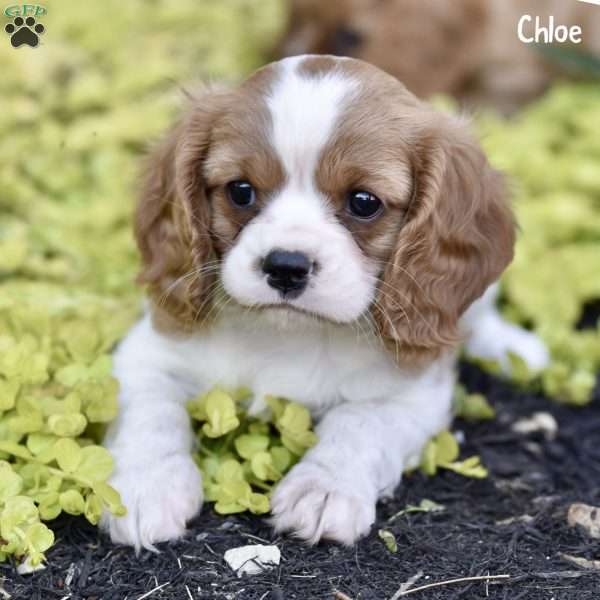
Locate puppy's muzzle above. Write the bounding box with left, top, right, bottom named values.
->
left=262, top=249, right=312, bottom=298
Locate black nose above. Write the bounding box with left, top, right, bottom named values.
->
left=262, top=250, right=311, bottom=297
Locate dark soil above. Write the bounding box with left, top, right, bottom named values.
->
left=2, top=363, right=600, bottom=600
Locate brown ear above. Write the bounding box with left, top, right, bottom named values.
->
left=134, top=92, right=225, bottom=332
left=373, top=117, right=516, bottom=364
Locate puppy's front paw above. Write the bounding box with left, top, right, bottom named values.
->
left=101, top=453, right=202, bottom=551
left=270, top=462, right=375, bottom=545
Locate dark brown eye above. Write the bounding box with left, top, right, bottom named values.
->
left=227, top=180, right=255, bottom=208
left=347, top=190, right=383, bottom=220
left=331, top=27, right=363, bottom=55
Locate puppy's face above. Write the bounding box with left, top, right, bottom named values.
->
left=209, top=58, right=413, bottom=323
left=136, top=56, right=514, bottom=364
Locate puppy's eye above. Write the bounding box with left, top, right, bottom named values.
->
left=227, top=180, right=255, bottom=208
left=346, top=190, right=383, bottom=220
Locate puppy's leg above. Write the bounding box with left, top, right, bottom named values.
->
left=462, top=283, right=549, bottom=373
left=101, top=317, right=202, bottom=551
left=271, top=362, right=455, bottom=545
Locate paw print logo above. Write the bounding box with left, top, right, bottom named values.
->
left=5, top=16, right=45, bottom=48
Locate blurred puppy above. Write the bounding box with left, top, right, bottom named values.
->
left=102, top=55, right=548, bottom=550
left=277, top=0, right=600, bottom=112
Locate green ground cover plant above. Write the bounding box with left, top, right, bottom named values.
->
left=0, top=0, right=598, bottom=566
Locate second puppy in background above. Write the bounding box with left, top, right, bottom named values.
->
left=277, top=0, right=600, bottom=112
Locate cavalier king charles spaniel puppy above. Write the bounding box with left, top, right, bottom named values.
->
left=102, top=55, right=549, bottom=550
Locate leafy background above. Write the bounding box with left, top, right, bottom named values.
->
left=0, top=0, right=599, bottom=567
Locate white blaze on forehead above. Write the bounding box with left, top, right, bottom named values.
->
left=266, top=56, right=358, bottom=190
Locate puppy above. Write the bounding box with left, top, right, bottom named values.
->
left=101, top=55, right=549, bottom=550
left=277, top=0, right=600, bottom=112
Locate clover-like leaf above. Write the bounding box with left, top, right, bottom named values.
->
left=202, top=390, right=239, bottom=438
left=378, top=529, right=398, bottom=553
left=454, top=385, right=496, bottom=421
left=241, top=492, right=270, bottom=515
left=24, top=522, right=54, bottom=565
left=0, top=461, right=23, bottom=502
left=53, top=438, right=82, bottom=474
left=250, top=451, right=281, bottom=482
left=435, top=431, right=460, bottom=465
left=0, top=379, right=20, bottom=412
left=443, top=456, right=488, bottom=479
left=59, top=489, right=85, bottom=515
left=270, top=446, right=291, bottom=473
left=0, top=441, right=33, bottom=460
left=47, top=412, right=87, bottom=437
left=75, top=445, right=114, bottom=481
left=84, top=493, right=103, bottom=525
left=92, top=482, right=126, bottom=516
left=234, top=434, right=269, bottom=460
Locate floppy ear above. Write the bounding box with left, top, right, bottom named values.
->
left=373, top=117, right=516, bottom=364
left=134, top=92, right=225, bottom=332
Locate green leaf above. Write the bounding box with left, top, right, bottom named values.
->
left=84, top=493, right=103, bottom=525
left=435, top=431, right=459, bottom=464
left=78, top=379, right=119, bottom=422
left=25, top=522, right=54, bottom=563
left=47, top=412, right=87, bottom=437
left=270, top=446, right=291, bottom=473
left=0, top=441, right=33, bottom=460
left=75, top=446, right=114, bottom=481
left=277, top=403, right=311, bottom=433
left=92, top=482, right=126, bottom=516
left=0, top=379, right=20, bottom=412
left=388, top=498, right=446, bottom=522
left=38, top=501, right=61, bottom=521
left=0, top=496, right=38, bottom=541
left=276, top=403, right=317, bottom=455
left=234, top=434, right=269, bottom=459
left=242, top=492, right=270, bottom=515
left=0, top=461, right=23, bottom=502
left=59, top=490, right=85, bottom=515
left=250, top=451, right=281, bottom=482
left=378, top=529, right=398, bottom=553
left=53, top=438, right=82, bottom=473
left=202, top=390, right=239, bottom=438
left=265, top=395, right=286, bottom=420
left=215, top=459, right=244, bottom=484
left=454, top=385, right=496, bottom=421
left=443, top=456, right=488, bottom=479
left=214, top=479, right=252, bottom=515
left=54, top=363, right=91, bottom=387
left=187, top=394, right=208, bottom=422
left=26, top=433, right=58, bottom=458
left=420, top=440, right=438, bottom=476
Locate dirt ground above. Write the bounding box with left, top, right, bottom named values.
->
left=2, top=362, right=599, bottom=600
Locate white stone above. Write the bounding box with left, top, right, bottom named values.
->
left=17, top=557, right=46, bottom=575
left=511, top=412, right=558, bottom=439
left=224, top=544, right=281, bottom=577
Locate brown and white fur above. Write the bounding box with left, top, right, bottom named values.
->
left=277, top=0, right=600, bottom=113
left=102, top=55, right=548, bottom=550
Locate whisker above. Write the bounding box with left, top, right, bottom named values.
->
left=157, top=263, right=221, bottom=308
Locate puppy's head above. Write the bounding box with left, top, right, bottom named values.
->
left=136, top=55, right=514, bottom=365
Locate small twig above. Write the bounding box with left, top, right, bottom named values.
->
left=390, top=574, right=510, bottom=597
left=185, top=584, right=194, bottom=600
left=136, top=581, right=171, bottom=600
left=333, top=591, right=354, bottom=600
left=390, top=571, right=424, bottom=599
left=239, top=532, right=272, bottom=544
